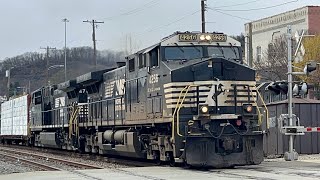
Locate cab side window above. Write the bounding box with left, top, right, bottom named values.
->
left=129, top=58, right=135, bottom=72
left=138, top=54, right=146, bottom=68
left=150, top=48, right=159, bottom=67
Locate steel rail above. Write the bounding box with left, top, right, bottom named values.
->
left=0, top=147, right=102, bottom=170
left=0, top=151, right=60, bottom=171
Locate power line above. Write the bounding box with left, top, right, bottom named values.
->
left=211, top=0, right=299, bottom=12
left=212, top=0, right=263, bottom=8
left=104, top=0, right=159, bottom=20
left=40, top=46, right=56, bottom=85
left=137, top=10, right=200, bottom=36
left=207, top=8, right=252, bottom=21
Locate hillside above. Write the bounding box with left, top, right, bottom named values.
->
left=0, top=47, right=126, bottom=97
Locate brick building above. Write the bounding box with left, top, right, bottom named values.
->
left=244, top=6, right=320, bottom=66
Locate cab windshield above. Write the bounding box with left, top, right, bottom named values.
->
left=208, top=46, right=240, bottom=60
left=164, top=46, right=203, bottom=60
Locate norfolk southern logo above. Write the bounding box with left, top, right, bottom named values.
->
left=105, top=79, right=125, bottom=98
left=149, top=74, right=159, bottom=84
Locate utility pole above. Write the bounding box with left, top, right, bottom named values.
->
left=28, top=80, right=31, bottom=94
left=83, top=19, right=104, bottom=70
left=201, top=0, right=207, bottom=33
left=62, top=18, right=69, bottom=82
left=41, top=46, right=56, bottom=85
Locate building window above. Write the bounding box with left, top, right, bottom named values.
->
left=256, top=46, right=262, bottom=62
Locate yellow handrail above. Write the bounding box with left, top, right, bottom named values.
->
left=248, top=87, right=262, bottom=125
left=171, top=84, right=199, bottom=140
left=69, top=105, right=79, bottom=139
left=172, top=86, right=189, bottom=142
left=68, top=107, right=74, bottom=139
left=249, top=86, right=269, bottom=129
left=176, top=85, right=198, bottom=137
left=256, top=90, right=269, bottom=129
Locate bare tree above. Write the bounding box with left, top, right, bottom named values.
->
left=0, top=47, right=126, bottom=95
left=231, top=34, right=245, bottom=52
left=254, top=36, right=290, bottom=82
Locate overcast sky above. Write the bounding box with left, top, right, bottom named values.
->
left=0, top=0, right=319, bottom=60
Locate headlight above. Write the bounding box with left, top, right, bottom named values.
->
left=200, top=35, right=206, bottom=41
left=201, top=106, right=209, bottom=113
left=244, top=104, right=253, bottom=113
left=205, top=35, right=211, bottom=40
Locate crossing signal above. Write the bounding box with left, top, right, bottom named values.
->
left=304, top=62, right=317, bottom=75
left=267, top=81, right=288, bottom=95
left=293, top=82, right=308, bottom=96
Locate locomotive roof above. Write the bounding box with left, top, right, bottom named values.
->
left=126, top=31, right=241, bottom=58
left=76, top=68, right=115, bottom=85
left=57, top=79, right=77, bottom=92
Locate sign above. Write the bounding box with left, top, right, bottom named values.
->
left=178, top=33, right=227, bottom=42
left=178, top=34, right=198, bottom=42
left=211, top=34, right=227, bottom=42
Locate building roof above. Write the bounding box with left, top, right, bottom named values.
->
left=245, top=6, right=320, bottom=24
left=266, top=98, right=320, bottom=106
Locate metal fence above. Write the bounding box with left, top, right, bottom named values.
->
left=261, top=98, right=320, bottom=156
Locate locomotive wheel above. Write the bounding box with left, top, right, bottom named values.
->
left=153, top=151, right=162, bottom=165
left=169, top=160, right=176, bottom=167
left=155, top=159, right=163, bottom=166
left=183, top=162, right=191, bottom=169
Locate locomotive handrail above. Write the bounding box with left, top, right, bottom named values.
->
left=177, top=85, right=200, bottom=137
left=172, top=85, right=198, bottom=139
left=249, top=87, right=269, bottom=128
left=176, top=85, right=193, bottom=137
left=248, top=87, right=262, bottom=125
left=69, top=105, right=79, bottom=139
left=256, top=89, right=269, bottom=129
left=39, top=96, right=125, bottom=113
left=172, top=86, right=189, bottom=141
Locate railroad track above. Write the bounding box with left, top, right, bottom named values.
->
left=0, top=147, right=103, bottom=170
left=0, top=144, right=154, bottom=168
left=0, top=151, right=60, bottom=171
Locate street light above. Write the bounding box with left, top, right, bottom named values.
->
left=5, top=67, right=14, bottom=100
left=62, top=18, right=69, bottom=82
left=48, top=64, right=64, bottom=71
left=47, top=65, right=64, bottom=85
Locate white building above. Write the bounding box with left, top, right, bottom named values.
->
left=245, top=6, right=320, bottom=66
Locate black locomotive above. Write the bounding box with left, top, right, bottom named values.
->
left=29, top=32, right=263, bottom=167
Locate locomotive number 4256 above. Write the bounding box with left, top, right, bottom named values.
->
left=178, top=34, right=197, bottom=41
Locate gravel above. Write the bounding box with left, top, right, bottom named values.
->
left=0, top=146, right=140, bottom=175
left=27, top=150, right=131, bottom=169
left=264, top=153, right=320, bottom=162
left=0, top=155, right=35, bottom=175
left=298, top=154, right=320, bottom=160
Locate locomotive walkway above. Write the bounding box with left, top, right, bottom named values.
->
left=1, top=157, right=320, bottom=180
